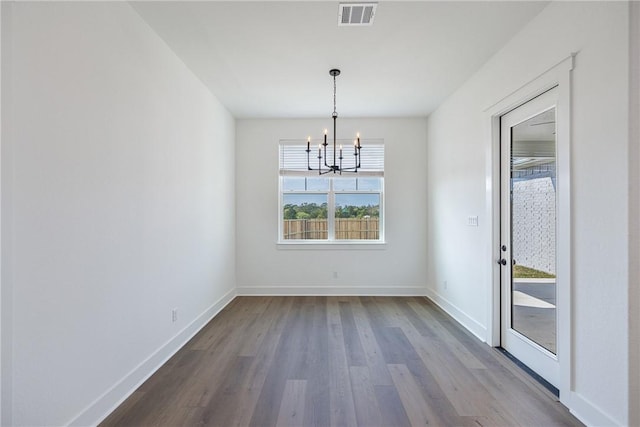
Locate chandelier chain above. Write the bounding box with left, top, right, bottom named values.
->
left=333, top=74, right=337, bottom=116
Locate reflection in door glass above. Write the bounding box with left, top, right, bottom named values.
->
left=510, top=108, right=557, bottom=354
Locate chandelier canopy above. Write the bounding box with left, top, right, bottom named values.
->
left=306, top=69, right=361, bottom=175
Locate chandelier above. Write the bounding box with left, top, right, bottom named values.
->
left=306, top=69, right=361, bottom=175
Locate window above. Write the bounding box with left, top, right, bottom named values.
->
left=279, top=139, right=384, bottom=243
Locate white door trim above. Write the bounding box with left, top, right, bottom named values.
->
left=500, top=89, right=559, bottom=387
left=483, top=54, right=574, bottom=404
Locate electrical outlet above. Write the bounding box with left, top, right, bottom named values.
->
left=171, top=308, right=178, bottom=323
left=467, top=215, right=479, bottom=227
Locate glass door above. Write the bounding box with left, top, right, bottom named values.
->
left=500, top=88, right=559, bottom=387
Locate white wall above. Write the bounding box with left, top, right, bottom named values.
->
left=1, top=3, right=236, bottom=426
left=0, top=3, right=4, bottom=424
left=629, top=2, right=640, bottom=425
left=426, top=1, right=629, bottom=425
left=236, top=118, right=427, bottom=295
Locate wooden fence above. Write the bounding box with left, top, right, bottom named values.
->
left=283, top=218, right=379, bottom=240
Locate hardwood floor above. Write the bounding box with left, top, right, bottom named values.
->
left=101, top=296, right=582, bottom=426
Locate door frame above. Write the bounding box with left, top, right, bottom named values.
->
left=484, top=54, right=574, bottom=404
left=500, top=90, right=559, bottom=387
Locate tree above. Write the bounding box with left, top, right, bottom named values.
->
left=296, top=211, right=311, bottom=220
left=283, top=205, right=297, bottom=220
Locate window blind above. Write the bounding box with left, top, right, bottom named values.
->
left=279, top=139, right=384, bottom=176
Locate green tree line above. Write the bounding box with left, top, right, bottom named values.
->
left=283, top=203, right=379, bottom=220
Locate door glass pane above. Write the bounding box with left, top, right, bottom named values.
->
left=282, top=194, right=328, bottom=240
left=510, top=108, right=557, bottom=354
left=335, top=193, right=380, bottom=240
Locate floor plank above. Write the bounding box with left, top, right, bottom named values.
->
left=100, top=296, right=583, bottom=427
left=275, top=380, right=306, bottom=427
left=350, top=298, right=394, bottom=386
left=328, top=321, right=358, bottom=427
left=339, top=301, right=367, bottom=367
left=388, top=363, right=442, bottom=426
left=374, top=384, right=412, bottom=427
left=349, top=366, right=383, bottom=427
left=302, top=298, right=331, bottom=427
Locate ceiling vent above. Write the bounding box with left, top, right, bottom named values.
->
left=338, top=3, right=377, bottom=26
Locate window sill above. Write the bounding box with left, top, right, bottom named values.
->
left=277, top=240, right=387, bottom=250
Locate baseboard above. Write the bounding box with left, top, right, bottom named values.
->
left=236, top=285, right=427, bottom=296
left=424, top=288, right=487, bottom=341
left=67, top=287, right=237, bottom=426
left=425, top=290, right=622, bottom=426
left=568, top=391, right=620, bottom=427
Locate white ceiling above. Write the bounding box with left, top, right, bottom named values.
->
left=131, top=1, right=548, bottom=119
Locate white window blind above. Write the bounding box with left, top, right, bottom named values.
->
left=279, top=139, right=384, bottom=176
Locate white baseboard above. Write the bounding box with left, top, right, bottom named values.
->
left=64, top=286, right=621, bottom=427
left=424, top=287, right=487, bottom=342
left=568, top=391, right=620, bottom=427
left=425, top=290, right=622, bottom=426
left=67, top=288, right=237, bottom=427
left=236, top=285, right=427, bottom=296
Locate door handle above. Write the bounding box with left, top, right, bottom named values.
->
left=497, top=258, right=507, bottom=266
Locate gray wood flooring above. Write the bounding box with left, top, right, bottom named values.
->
left=101, top=296, right=582, bottom=426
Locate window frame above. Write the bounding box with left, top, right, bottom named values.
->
left=278, top=138, right=385, bottom=245
left=278, top=176, right=385, bottom=244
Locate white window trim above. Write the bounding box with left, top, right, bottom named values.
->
left=278, top=138, right=385, bottom=245
left=278, top=176, right=385, bottom=245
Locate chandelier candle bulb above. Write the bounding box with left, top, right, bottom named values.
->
left=307, top=136, right=310, bottom=151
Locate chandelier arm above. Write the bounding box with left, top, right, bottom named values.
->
left=323, top=143, right=329, bottom=169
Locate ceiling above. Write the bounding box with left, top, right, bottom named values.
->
left=131, top=1, right=548, bottom=119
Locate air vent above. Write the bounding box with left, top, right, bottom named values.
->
left=338, top=3, right=377, bottom=26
